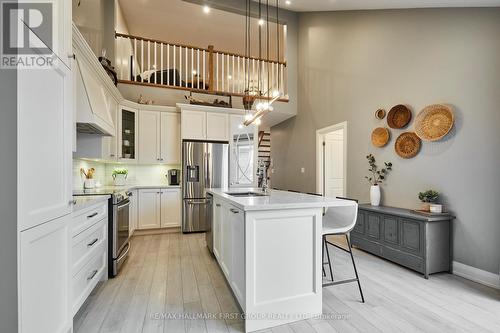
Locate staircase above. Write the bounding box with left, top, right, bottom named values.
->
left=258, top=131, right=271, bottom=186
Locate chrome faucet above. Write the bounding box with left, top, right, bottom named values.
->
left=258, top=160, right=269, bottom=193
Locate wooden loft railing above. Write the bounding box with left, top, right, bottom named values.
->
left=115, top=32, right=288, bottom=101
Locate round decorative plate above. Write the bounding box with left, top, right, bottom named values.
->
left=395, top=132, right=421, bottom=159
left=415, top=104, right=454, bottom=141
left=375, top=109, right=386, bottom=120
left=371, top=127, right=390, bottom=147
left=387, top=104, right=412, bottom=129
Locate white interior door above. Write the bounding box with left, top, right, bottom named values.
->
left=323, top=129, right=344, bottom=198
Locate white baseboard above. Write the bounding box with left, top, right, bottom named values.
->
left=452, top=261, right=500, bottom=290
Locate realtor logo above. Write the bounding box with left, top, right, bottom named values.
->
left=1, top=1, right=54, bottom=68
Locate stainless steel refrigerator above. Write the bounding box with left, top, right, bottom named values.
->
left=182, top=141, right=229, bottom=233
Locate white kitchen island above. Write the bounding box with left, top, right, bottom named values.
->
left=206, top=188, right=357, bottom=332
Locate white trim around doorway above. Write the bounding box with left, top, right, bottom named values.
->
left=316, top=121, right=348, bottom=196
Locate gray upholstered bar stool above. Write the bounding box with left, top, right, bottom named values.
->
left=322, top=198, right=365, bottom=303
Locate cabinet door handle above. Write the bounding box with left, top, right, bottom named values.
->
left=87, top=212, right=98, bottom=219
left=216, top=203, right=221, bottom=207
left=110, top=154, right=115, bottom=157
left=87, top=238, right=99, bottom=247
left=87, top=269, right=98, bottom=281
left=230, top=208, right=239, bottom=214
left=69, top=200, right=76, bottom=206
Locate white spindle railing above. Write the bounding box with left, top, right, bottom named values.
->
left=115, top=33, right=288, bottom=100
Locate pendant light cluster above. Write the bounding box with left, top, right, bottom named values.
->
left=243, top=0, right=282, bottom=127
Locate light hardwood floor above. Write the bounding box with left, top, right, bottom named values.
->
left=74, top=233, right=500, bottom=333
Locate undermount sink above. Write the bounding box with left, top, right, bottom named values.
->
left=225, top=192, right=268, bottom=197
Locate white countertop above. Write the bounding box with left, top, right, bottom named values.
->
left=72, top=195, right=110, bottom=212
left=207, top=188, right=356, bottom=211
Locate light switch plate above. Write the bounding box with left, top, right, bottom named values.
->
left=300, top=167, right=305, bottom=173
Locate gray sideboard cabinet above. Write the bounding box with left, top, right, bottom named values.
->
left=351, top=204, right=454, bottom=278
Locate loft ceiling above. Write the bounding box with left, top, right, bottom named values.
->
left=257, top=0, right=500, bottom=12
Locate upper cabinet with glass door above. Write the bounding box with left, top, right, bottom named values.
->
left=229, top=115, right=258, bottom=187
left=118, top=106, right=139, bottom=162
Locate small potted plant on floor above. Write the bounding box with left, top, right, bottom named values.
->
left=365, top=154, right=392, bottom=206
left=112, top=168, right=128, bottom=186
left=418, top=190, right=440, bottom=212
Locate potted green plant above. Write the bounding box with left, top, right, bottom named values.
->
left=418, top=190, right=439, bottom=212
left=112, top=168, right=128, bottom=186
left=365, top=154, right=392, bottom=206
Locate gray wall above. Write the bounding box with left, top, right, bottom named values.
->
left=0, top=55, right=18, bottom=331
left=271, top=8, right=500, bottom=274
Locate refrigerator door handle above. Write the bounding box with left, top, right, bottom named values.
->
left=206, top=152, right=211, bottom=189
left=187, top=199, right=208, bottom=205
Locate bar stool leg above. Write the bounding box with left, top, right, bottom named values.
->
left=322, top=235, right=326, bottom=277
left=325, top=235, right=334, bottom=281
left=345, top=234, right=365, bottom=303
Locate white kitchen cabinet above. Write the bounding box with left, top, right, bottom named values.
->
left=138, top=188, right=181, bottom=230
left=138, top=189, right=161, bottom=229
left=139, top=111, right=180, bottom=164
left=19, top=215, right=71, bottom=333
left=118, top=106, right=139, bottom=163
left=18, top=58, right=72, bottom=232
left=213, top=198, right=223, bottom=260
left=181, top=110, right=206, bottom=140
left=129, top=189, right=138, bottom=236
left=229, top=205, right=245, bottom=305
left=160, top=188, right=181, bottom=227
left=139, top=111, right=161, bottom=164
left=220, top=202, right=232, bottom=279
left=206, top=112, right=229, bottom=141
left=181, top=110, right=230, bottom=141
left=161, top=112, right=181, bottom=164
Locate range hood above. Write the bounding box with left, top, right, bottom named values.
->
left=74, top=54, right=115, bottom=136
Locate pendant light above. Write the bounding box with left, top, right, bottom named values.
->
left=243, top=0, right=281, bottom=126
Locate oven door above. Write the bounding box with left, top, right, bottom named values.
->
left=114, top=198, right=130, bottom=258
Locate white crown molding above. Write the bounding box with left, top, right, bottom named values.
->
left=452, top=261, right=500, bottom=290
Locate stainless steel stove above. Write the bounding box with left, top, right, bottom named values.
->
left=74, top=187, right=131, bottom=277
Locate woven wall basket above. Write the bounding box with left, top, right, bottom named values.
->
left=371, top=127, right=390, bottom=147
left=415, top=104, right=454, bottom=141
left=395, top=132, right=421, bottom=159
left=387, top=104, right=412, bottom=129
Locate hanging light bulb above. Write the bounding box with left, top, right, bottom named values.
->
left=244, top=113, right=253, bottom=121
left=255, top=118, right=262, bottom=126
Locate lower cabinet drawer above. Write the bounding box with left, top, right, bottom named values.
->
left=72, top=245, right=106, bottom=315
left=72, top=218, right=107, bottom=276
left=72, top=202, right=108, bottom=236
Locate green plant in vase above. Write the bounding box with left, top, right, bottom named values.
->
left=112, top=168, right=128, bottom=186
left=364, top=154, right=392, bottom=206
left=418, top=190, right=439, bottom=211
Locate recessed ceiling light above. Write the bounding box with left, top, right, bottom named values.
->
left=258, top=19, right=264, bottom=26
left=203, top=5, right=210, bottom=14
left=285, top=0, right=291, bottom=5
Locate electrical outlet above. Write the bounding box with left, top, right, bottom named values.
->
left=300, top=167, right=305, bottom=173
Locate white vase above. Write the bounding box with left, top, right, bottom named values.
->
left=84, top=179, right=95, bottom=189
left=370, top=185, right=381, bottom=206
left=112, top=173, right=127, bottom=186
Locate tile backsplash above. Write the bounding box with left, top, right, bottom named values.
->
left=73, top=159, right=180, bottom=189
